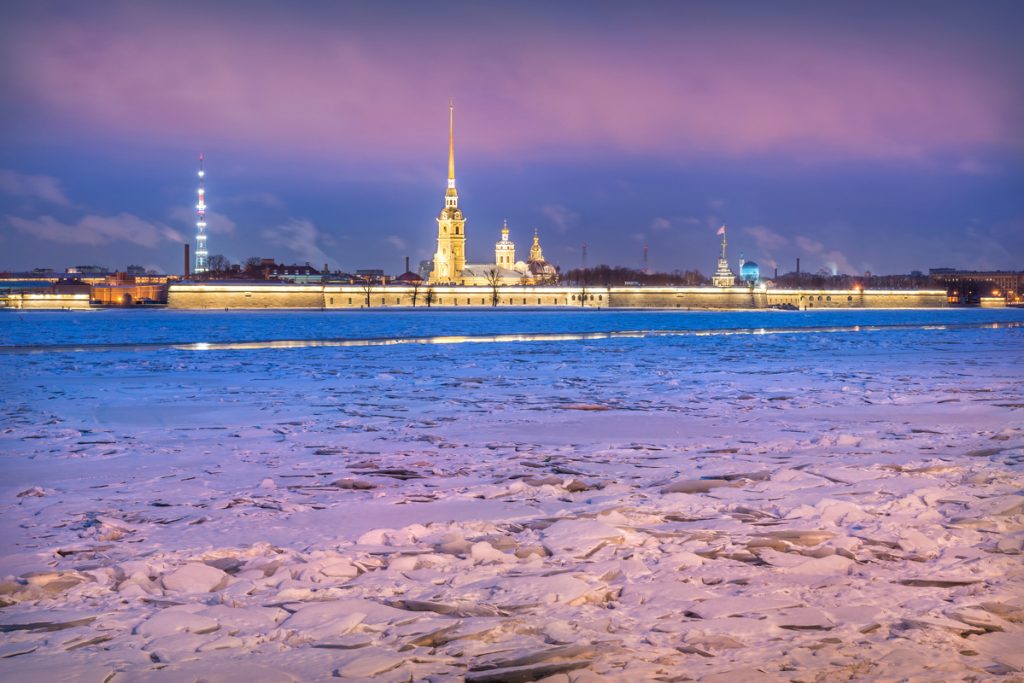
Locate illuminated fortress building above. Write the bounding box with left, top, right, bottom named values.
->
left=429, top=100, right=556, bottom=286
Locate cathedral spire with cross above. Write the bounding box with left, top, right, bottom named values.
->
left=430, top=98, right=467, bottom=283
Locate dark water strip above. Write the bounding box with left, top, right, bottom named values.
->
left=0, top=320, right=1020, bottom=355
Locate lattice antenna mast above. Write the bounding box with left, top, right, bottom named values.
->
left=194, top=153, right=209, bottom=274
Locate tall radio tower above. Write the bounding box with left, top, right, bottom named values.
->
left=194, top=153, right=208, bottom=274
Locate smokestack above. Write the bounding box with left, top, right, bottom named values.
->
left=405, top=256, right=410, bottom=273
left=796, top=257, right=800, bottom=276
left=184, top=243, right=190, bottom=279
left=774, top=266, right=778, bottom=279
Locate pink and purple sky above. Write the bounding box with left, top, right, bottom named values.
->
left=1, top=0, right=1021, bottom=275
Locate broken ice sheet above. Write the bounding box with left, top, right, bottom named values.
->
left=1, top=309, right=1022, bottom=680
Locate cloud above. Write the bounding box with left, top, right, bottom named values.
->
left=170, top=206, right=236, bottom=235
left=795, top=235, right=856, bottom=275
left=744, top=225, right=789, bottom=251
left=8, top=213, right=184, bottom=247
left=262, top=218, right=330, bottom=266
left=8, top=3, right=1011, bottom=166
left=540, top=204, right=579, bottom=233
left=650, top=217, right=672, bottom=231
left=0, top=170, right=70, bottom=206
left=0, top=6, right=1017, bottom=165
left=386, top=235, right=407, bottom=251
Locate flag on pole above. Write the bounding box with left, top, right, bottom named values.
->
left=716, top=225, right=726, bottom=235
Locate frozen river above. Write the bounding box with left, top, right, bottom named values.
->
left=2, top=307, right=1022, bottom=348
left=1, top=308, right=1022, bottom=681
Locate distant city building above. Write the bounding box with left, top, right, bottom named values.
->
left=417, top=259, right=433, bottom=280
left=267, top=261, right=324, bottom=284
left=356, top=269, right=386, bottom=284
left=126, top=265, right=146, bottom=276
left=930, top=268, right=1022, bottom=303
left=52, top=277, right=92, bottom=294
left=711, top=226, right=736, bottom=287
left=66, top=265, right=109, bottom=275
left=395, top=257, right=425, bottom=285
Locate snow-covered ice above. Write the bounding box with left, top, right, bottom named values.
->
left=0, top=308, right=1022, bottom=681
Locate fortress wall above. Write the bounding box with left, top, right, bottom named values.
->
left=167, top=284, right=324, bottom=309
left=168, top=283, right=947, bottom=310
left=0, top=293, right=92, bottom=310
left=767, top=290, right=947, bottom=309
left=323, top=286, right=579, bottom=308
left=607, top=287, right=760, bottom=309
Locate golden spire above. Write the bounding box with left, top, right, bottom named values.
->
left=529, top=227, right=544, bottom=262
left=448, top=97, right=455, bottom=184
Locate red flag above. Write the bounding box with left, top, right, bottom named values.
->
left=716, top=225, right=726, bottom=235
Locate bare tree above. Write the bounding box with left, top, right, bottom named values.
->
left=410, top=282, right=421, bottom=308
left=424, top=286, right=435, bottom=308
left=243, top=257, right=265, bottom=279
left=484, top=268, right=502, bottom=307
left=360, top=282, right=374, bottom=308
left=207, top=254, right=231, bottom=276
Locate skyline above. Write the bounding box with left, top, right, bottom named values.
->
left=1, top=1, right=1022, bottom=275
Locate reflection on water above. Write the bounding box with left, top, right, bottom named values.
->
left=1, top=320, right=1020, bottom=355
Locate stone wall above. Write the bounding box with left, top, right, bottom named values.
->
left=766, top=289, right=948, bottom=309
left=606, top=287, right=760, bottom=309
left=0, top=293, right=92, bottom=310
left=323, top=286, right=581, bottom=308
left=167, top=283, right=947, bottom=310
left=167, top=284, right=324, bottom=309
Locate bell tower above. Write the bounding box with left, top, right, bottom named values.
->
left=495, top=220, right=515, bottom=270
left=430, top=99, right=466, bottom=283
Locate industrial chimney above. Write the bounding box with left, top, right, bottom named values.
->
left=184, top=243, right=190, bottom=279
